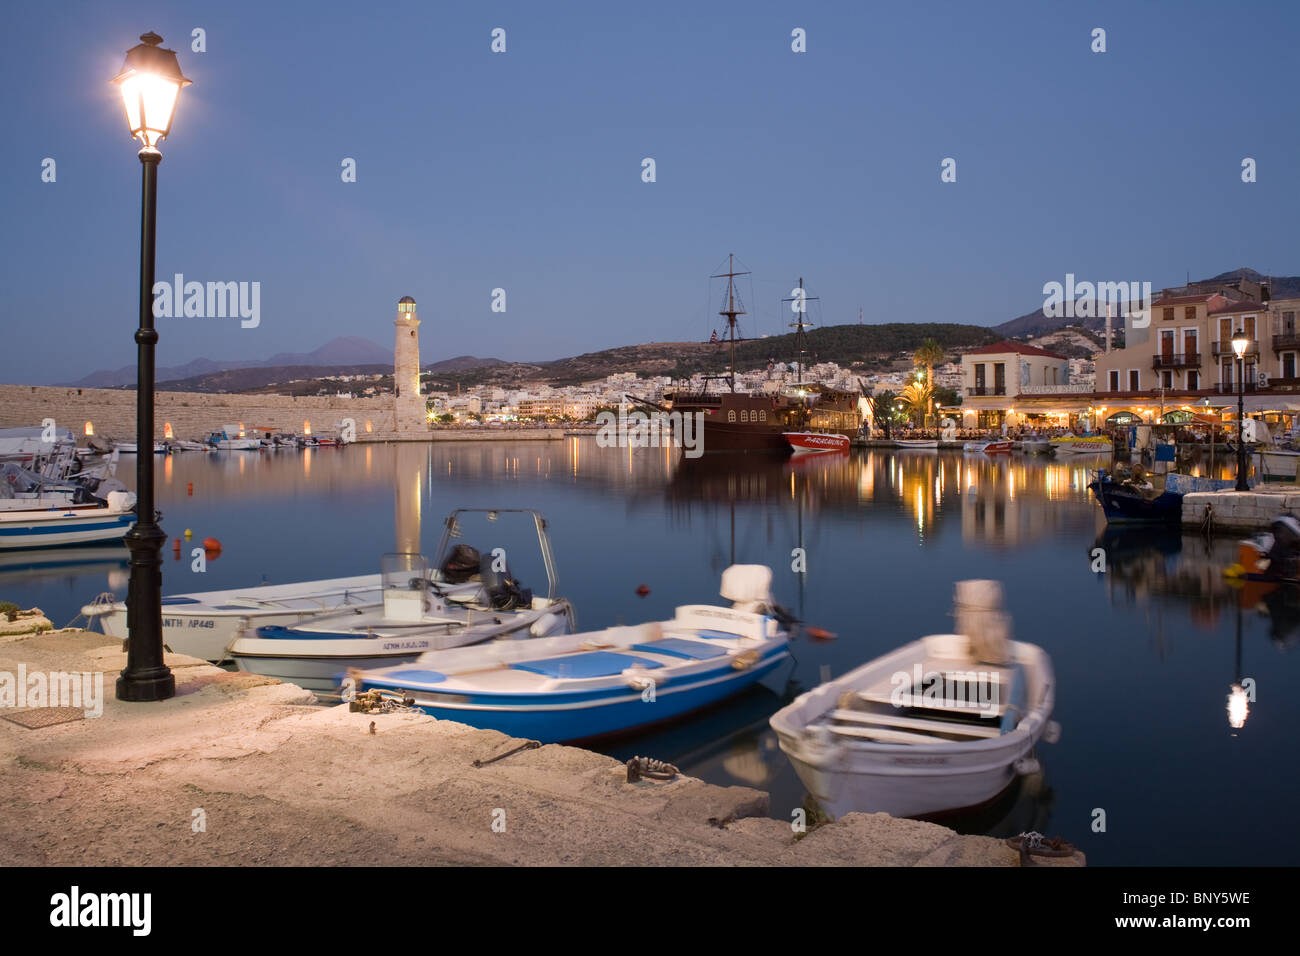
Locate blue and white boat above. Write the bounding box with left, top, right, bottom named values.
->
left=0, top=491, right=136, bottom=550
left=356, top=565, right=793, bottom=743
left=1088, top=468, right=1256, bottom=525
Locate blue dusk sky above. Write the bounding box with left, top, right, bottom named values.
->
left=2, top=0, right=1298, bottom=384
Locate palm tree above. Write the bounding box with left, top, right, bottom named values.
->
left=913, top=339, right=946, bottom=390
left=900, top=380, right=937, bottom=429
left=870, top=389, right=899, bottom=438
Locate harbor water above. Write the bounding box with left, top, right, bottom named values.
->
left=7, top=439, right=1298, bottom=865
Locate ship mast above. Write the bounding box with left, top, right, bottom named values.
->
left=782, top=276, right=818, bottom=386
left=711, top=253, right=750, bottom=392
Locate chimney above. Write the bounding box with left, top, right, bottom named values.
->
left=1262, top=282, right=1271, bottom=305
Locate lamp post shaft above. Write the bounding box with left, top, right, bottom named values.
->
left=1236, top=355, right=1249, bottom=492
left=117, top=147, right=175, bottom=702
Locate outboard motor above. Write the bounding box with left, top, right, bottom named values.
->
left=1266, top=516, right=1300, bottom=579
left=441, top=544, right=481, bottom=584
left=479, top=553, right=532, bottom=611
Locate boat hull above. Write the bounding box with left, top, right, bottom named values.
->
left=1087, top=479, right=1183, bottom=524
left=0, top=507, right=134, bottom=550
left=371, top=647, right=790, bottom=743
left=770, top=637, right=1054, bottom=819
left=784, top=432, right=850, bottom=455
left=88, top=574, right=385, bottom=660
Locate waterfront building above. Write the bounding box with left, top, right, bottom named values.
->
left=958, top=342, right=1092, bottom=430
left=1092, top=291, right=1300, bottom=429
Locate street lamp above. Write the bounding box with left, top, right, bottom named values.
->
left=111, top=32, right=189, bottom=702
left=1231, top=329, right=1250, bottom=492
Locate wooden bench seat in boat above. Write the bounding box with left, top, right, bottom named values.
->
left=827, top=708, right=1002, bottom=738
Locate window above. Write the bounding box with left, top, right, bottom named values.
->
left=759, top=409, right=767, bottom=422
left=1128, top=369, right=1140, bottom=391
left=740, top=409, right=748, bottom=423
left=1108, top=370, right=1120, bottom=392
left=1188, top=370, right=1199, bottom=390
left=1286, top=353, right=1297, bottom=380
left=1163, top=307, right=1175, bottom=322
left=727, top=410, right=736, bottom=423
left=974, top=364, right=986, bottom=394
left=994, top=363, right=1006, bottom=395
left=1185, top=306, right=1196, bottom=321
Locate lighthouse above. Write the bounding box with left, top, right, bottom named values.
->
left=393, top=296, right=424, bottom=433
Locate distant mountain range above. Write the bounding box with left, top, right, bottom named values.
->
left=65, top=336, right=396, bottom=388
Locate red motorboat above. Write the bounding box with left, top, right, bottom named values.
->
left=783, top=431, right=851, bottom=455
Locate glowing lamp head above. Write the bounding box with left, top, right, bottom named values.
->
left=112, top=32, right=190, bottom=149
left=1231, top=329, right=1250, bottom=360
left=1227, top=683, right=1249, bottom=729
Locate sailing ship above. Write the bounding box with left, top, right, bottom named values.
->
left=660, top=256, right=801, bottom=454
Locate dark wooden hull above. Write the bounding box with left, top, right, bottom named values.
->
left=667, top=393, right=795, bottom=454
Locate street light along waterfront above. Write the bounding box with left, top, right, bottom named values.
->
left=1231, top=328, right=1249, bottom=492
left=111, top=32, right=191, bottom=702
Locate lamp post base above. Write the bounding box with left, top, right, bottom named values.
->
left=116, top=669, right=176, bottom=702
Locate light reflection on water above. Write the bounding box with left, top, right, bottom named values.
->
left=4, top=439, right=1297, bottom=865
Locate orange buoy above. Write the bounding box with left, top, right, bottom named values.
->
left=202, top=537, right=222, bottom=559
left=187, top=482, right=193, bottom=496
left=635, top=584, right=650, bottom=597
left=804, top=626, right=836, bottom=641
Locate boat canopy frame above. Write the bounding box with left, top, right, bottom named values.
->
left=431, top=508, right=561, bottom=601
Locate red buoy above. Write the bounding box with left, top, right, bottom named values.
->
left=805, top=626, right=835, bottom=641
left=187, top=482, right=193, bottom=496
left=635, top=584, right=650, bottom=597
left=202, top=537, right=222, bottom=559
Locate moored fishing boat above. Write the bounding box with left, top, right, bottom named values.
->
left=356, top=564, right=793, bottom=743
left=206, top=426, right=262, bottom=451
left=1050, top=435, right=1111, bottom=455
left=894, top=438, right=938, bottom=449
left=228, top=537, right=574, bottom=689
left=1088, top=465, right=1254, bottom=525
left=963, top=440, right=1013, bottom=454
left=769, top=580, right=1058, bottom=819
left=0, top=491, right=136, bottom=550
left=784, top=431, right=851, bottom=455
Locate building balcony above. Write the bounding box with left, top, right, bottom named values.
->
left=1151, top=352, right=1200, bottom=369
left=1211, top=340, right=1260, bottom=358
left=966, top=386, right=1006, bottom=397
left=1273, top=333, right=1300, bottom=352
left=1214, top=379, right=1258, bottom=394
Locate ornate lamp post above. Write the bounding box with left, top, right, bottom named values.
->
left=111, top=32, right=190, bottom=701
left=1231, top=329, right=1250, bottom=492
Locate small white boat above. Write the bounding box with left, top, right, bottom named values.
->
left=0, top=491, right=137, bottom=550
left=206, top=427, right=263, bottom=451
left=358, top=565, right=793, bottom=743
left=113, top=441, right=168, bottom=454
left=86, top=571, right=386, bottom=660
left=227, top=552, right=574, bottom=690
left=0, top=425, right=77, bottom=465
left=963, top=440, right=1014, bottom=454
left=770, top=580, right=1057, bottom=819
left=894, top=439, right=939, bottom=449
left=784, top=431, right=851, bottom=455
left=1259, top=449, right=1300, bottom=482
left=168, top=440, right=210, bottom=452
left=1049, top=436, right=1111, bottom=455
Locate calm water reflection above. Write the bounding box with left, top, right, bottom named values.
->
left=7, top=440, right=1298, bottom=865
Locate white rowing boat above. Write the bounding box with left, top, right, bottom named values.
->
left=770, top=580, right=1058, bottom=818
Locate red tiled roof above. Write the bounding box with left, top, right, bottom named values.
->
left=963, top=341, right=1067, bottom=360
left=1152, top=294, right=1220, bottom=307
left=1208, top=299, right=1265, bottom=315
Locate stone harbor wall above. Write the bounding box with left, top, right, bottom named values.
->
left=0, top=384, right=398, bottom=442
